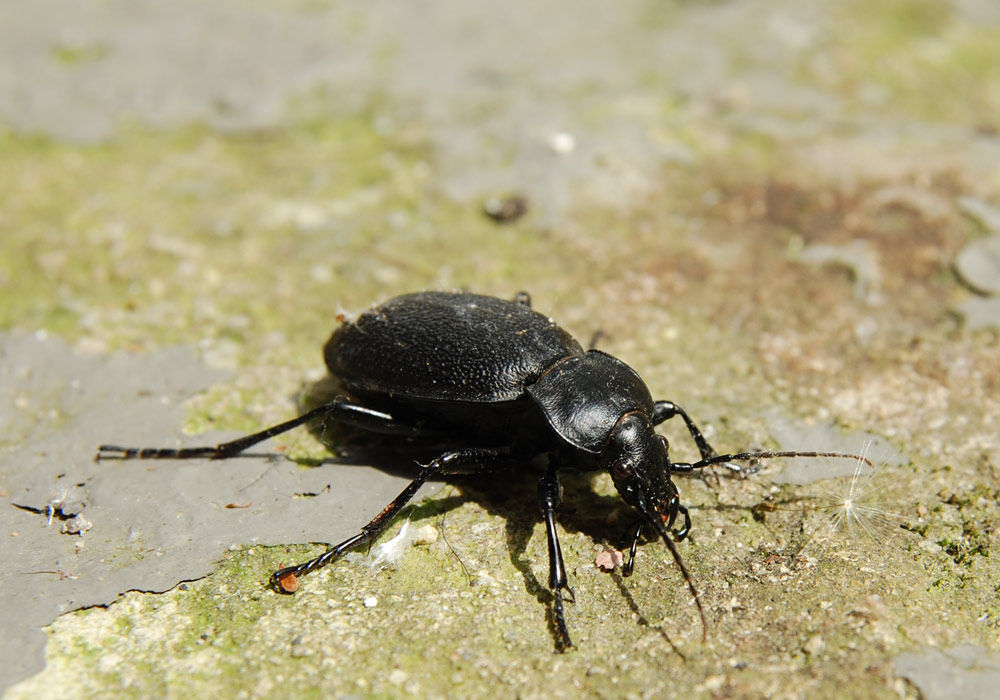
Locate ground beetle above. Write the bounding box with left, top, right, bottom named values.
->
left=99, top=291, right=867, bottom=649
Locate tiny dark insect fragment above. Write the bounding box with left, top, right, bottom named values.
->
left=97, top=291, right=869, bottom=650
left=483, top=195, right=528, bottom=223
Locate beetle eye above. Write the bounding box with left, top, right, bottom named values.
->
left=611, top=459, right=633, bottom=480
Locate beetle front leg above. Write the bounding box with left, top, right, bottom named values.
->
left=672, top=504, right=691, bottom=540
left=652, top=400, right=719, bottom=461
left=538, top=463, right=575, bottom=651
left=619, top=504, right=690, bottom=578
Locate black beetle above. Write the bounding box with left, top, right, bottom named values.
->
left=99, top=291, right=867, bottom=648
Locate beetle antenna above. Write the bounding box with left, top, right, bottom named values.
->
left=683, top=450, right=873, bottom=472
left=642, top=505, right=707, bottom=642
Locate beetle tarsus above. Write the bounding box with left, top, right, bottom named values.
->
left=672, top=504, right=691, bottom=541
left=539, top=463, right=576, bottom=650
left=95, top=444, right=220, bottom=461
left=621, top=519, right=644, bottom=576
left=553, top=588, right=574, bottom=651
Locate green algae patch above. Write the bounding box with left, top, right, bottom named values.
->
left=0, top=119, right=392, bottom=348
left=7, top=492, right=693, bottom=699
left=809, top=0, right=1000, bottom=125
left=0, top=116, right=560, bottom=355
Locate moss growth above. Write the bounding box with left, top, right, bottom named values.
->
left=50, top=42, right=111, bottom=66
left=803, top=0, right=1000, bottom=125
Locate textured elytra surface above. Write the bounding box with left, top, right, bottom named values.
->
left=325, top=292, right=582, bottom=403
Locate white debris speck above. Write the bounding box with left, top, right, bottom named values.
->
left=61, top=514, right=92, bottom=536
left=547, top=131, right=576, bottom=154
left=371, top=521, right=410, bottom=567
left=804, top=634, right=826, bottom=656
left=474, top=570, right=501, bottom=588
left=388, top=669, right=408, bottom=686
left=370, top=521, right=440, bottom=569
left=97, top=652, right=123, bottom=674
left=309, top=264, right=333, bottom=283
left=363, top=596, right=378, bottom=608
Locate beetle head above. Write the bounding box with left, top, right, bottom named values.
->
left=603, top=410, right=706, bottom=638
left=604, top=411, right=681, bottom=531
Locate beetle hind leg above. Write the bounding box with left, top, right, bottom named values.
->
left=272, top=447, right=511, bottom=589
left=96, top=397, right=424, bottom=461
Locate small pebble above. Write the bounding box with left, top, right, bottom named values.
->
left=957, top=297, right=1000, bottom=330
left=483, top=195, right=528, bottom=223
left=954, top=233, right=1000, bottom=295
left=412, top=524, right=439, bottom=545
left=363, top=596, right=378, bottom=608
left=61, top=514, right=92, bottom=536
left=958, top=196, right=1000, bottom=235
left=595, top=549, right=625, bottom=572
left=388, top=669, right=408, bottom=686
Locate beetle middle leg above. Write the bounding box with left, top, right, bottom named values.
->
left=538, top=463, right=575, bottom=650
left=271, top=447, right=512, bottom=588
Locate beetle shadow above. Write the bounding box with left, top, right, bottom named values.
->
left=331, top=452, right=672, bottom=646
left=303, top=443, right=727, bottom=651
left=436, top=468, right=703, bottom=650
left=293, top=377, right=708, bottom=649
left=608, top=571, right=687, bottom=657
left=459, top=467, right=630, bottom=645
left=299, top=443, right=646, bottom=647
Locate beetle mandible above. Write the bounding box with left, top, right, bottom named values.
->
left=98, top=291, right=868, bottom=649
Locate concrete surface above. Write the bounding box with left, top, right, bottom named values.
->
left=2, top=0, right=1000, bottom=698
